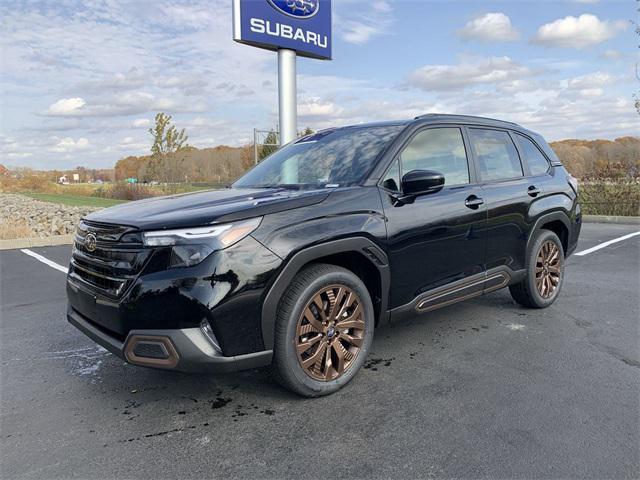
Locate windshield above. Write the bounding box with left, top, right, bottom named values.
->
left=234, top=125, right=404, bottom=189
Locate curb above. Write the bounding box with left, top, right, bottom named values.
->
left=582, top=215, right=640, bottom=225
left=0, top=234, right=74, bottom=251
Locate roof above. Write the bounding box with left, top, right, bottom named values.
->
left=339, top=120, right=412, bottom=129
left=412, top=113, right=522, bottom=129
left=315, top=115, right=532, bottom=136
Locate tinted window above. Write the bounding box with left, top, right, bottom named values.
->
left=399, top=128, right=469, bottom=186
left=515, top=133, right=550, bottom=175
left=381, top=158, right=401, bottom=192
left=469, top=129, right=523, bottom=181
left=234, top=125, right=403, bottom=189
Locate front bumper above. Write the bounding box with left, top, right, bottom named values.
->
left=67, top=305, right=273, bottom=373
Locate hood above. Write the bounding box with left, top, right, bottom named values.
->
left=85, top=187, right=331, bottom=230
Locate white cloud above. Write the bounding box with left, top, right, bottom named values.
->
left=132, top=118, right=150, bottom=128
left=117, top=136, right=148, bottom=151
left=577, top=88, right=604, bottom=98
left=47, top=97, right=86, bottom=116
left=534, top=14, right=626, bottom=49
left=341, top=23, right=382, bottom=45
left=372, top=1, right=392, bottom=13
left=335, top=0, right=394, bottom=44
left=45, top=92, right=205, bottom=118
left=601, top=49, right=622, bottom=60
left=566, top=72, right=613, bottom=90
left=498, top=80, right=536, bottom=94
left=407, top=56, right=533, bottom=92
left=298, top=98, right=343, bottom=118
left=48, top=137, right=90, bottom=153
left=76, top=69, right=146, bottom=93
left=458, top=13, right=520, bottom=42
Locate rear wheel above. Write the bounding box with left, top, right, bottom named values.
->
left=272, top=264, right=374, bottom=397
left=509, top=230, right=565, bottom=308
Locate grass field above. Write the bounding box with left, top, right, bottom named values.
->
left=24, top=192, right=128, bottom=208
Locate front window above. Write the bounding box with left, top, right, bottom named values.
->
left=399, top=127, right=470, bottom=186
left=234, top=125, right=404, bottom=189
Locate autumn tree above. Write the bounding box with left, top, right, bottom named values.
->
left=147, top=113, right=190, bottom=184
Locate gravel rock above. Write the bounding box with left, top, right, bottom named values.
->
left=0, top=193, right=101, bottom=238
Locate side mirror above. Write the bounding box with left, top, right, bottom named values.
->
left=401, top=169, right=445, bottom=197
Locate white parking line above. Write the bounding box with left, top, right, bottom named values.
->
left=20, top=249, right=68, bottom=274
left=15, top=230, right=640, bottom=272
left=575, top=231, right=640, bottom=257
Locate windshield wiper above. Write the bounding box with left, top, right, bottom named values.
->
left=251, top=184, right=303, bottom=191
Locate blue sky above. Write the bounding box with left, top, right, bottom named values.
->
left=0, top=0, right=637, bottom=169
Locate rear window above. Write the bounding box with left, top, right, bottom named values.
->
left=468, top=129, right=523, bottom=181
left=515, top=133, right=550, bottom=175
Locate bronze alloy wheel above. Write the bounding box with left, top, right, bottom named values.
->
left=535, top=240, right=562, bottom=299
left=295, top=284, right=366, bottom=382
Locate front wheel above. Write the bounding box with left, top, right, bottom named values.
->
left=271, top=264, right=374, bottom=397
left=509, top=230, right=565, bottom=308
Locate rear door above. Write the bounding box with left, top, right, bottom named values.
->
left=466, top=127, right=536, bottom=274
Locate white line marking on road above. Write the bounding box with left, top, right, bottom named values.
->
left=20, top=248, right=68, bottom=273
left=575, top=231, right=640, bottom=256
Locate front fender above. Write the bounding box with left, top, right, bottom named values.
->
left=260, top=237, right=390, bottom=350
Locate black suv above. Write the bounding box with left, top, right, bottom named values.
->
left=67, top=114, right=581, bottom=396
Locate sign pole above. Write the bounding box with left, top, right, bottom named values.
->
left=277, top=48, right=297, bottom=146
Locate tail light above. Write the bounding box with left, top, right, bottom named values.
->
left=567, top=174, right=578, bottom=195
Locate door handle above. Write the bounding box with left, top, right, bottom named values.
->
left=465, top=195, right=484, bottom=209
left=527, top=185, right=541, bottom=197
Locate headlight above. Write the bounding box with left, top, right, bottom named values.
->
left=142, top=217, right=262, bottom=268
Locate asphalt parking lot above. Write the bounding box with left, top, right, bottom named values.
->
left=1, top=223, right=638, bottom=479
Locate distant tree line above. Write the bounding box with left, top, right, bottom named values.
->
left=550, top=137, right=640, bottom=179
left=111, top=113, right=639, bottom=185
left=115, top=115, right=318, bottom=183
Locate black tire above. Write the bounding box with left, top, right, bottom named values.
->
left=271, top=263, right=375, bottom=397
left=509, top=229, right=565, bottom=308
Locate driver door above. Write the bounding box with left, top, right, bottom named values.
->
left=379, top=126, right=488, bottom=310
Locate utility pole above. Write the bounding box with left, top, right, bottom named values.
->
left=253, top=128, right=258, bottom=165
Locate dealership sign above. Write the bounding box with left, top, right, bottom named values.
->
left=233, top=0, right=332, bottom=60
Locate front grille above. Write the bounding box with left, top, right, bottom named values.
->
left=69, top=220, right=151, bottom=298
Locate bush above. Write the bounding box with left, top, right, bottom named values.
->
left=100, top=183, right=158, bottom=201
left=580, top=165, right=640, bottom=216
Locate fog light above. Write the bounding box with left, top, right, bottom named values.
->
left=124, top=335, right=179, bottom=369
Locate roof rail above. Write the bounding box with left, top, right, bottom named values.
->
left=414, top=113, right=520, bottom=126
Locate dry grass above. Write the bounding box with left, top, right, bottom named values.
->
left=0, top=176, right=100, bottom=196
left=0, top=219, right=33, bottom=240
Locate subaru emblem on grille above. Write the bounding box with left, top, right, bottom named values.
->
left=85, top=233, right=97, bottom=252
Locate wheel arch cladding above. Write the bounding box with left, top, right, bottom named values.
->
left=528, top=212, right=570, bottom=257
left=261, top=237, right=390, bottom=350
left=539, top=220, right=568, bottom=254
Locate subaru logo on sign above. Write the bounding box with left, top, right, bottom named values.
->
left=268, top=0, right=319, bottom=19
left=233, top=0, right=331, bottom=60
